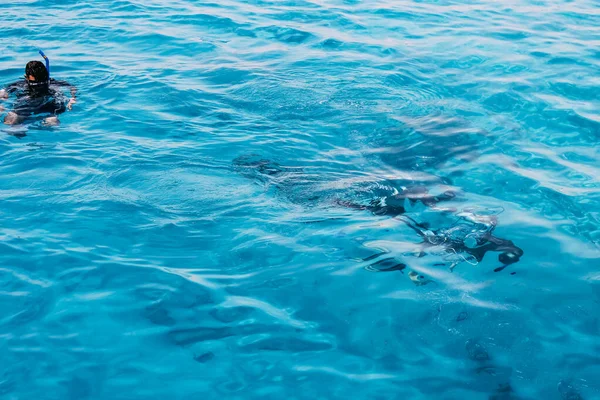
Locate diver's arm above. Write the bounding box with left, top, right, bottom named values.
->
left=68, top=84, right=77, bottom=110
left=52, top=79, right=78, bottom=110
left=0, top=81, right=22, bottom=100
left=67, top=87, right=77, bottom=110
left=62, top=81, right=77, bottom=99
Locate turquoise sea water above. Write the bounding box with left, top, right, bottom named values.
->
left=1, top=0, right=599, bottom=398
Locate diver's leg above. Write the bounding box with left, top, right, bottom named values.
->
left=3, top=111, right=23, bottom=125
left=44, top=104, right=66, bottom=127
left=44, top=116, right=60, bottom=126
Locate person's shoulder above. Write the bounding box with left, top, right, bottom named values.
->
left=3, top=80, right=26, bottom=95
left=6, top=80, right=26, bottom=89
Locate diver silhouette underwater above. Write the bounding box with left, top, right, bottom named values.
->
left=336, top=186, right=524, bottom=273
left=0, top=50, right=77, bottom=128
left=233, top=155, right=524, bottom=284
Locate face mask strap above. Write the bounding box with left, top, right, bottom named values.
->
left=27, top=79, right=49, bottom=87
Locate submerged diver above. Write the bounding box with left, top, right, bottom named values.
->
left=0, top=51, right=76, bottom=126
left=234, top=155, right=524, bottom=279
left=337, top=187, right=524, bottom=272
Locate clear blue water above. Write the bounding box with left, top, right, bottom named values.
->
left=1, top=0, right=599, bottom=398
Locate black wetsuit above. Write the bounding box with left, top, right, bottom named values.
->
left=3, top=79, right=74, bottom=119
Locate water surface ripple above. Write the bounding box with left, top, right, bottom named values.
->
left=1, top=0, right=599, bottom=398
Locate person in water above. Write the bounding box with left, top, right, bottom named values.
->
left=337, top=186, right=524, bottom=272
left=234, top=155, right=524, bottom=276
left=0, top=53, right=76, bottom=126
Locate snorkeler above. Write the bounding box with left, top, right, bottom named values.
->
left=0, top=51, right=76, bottom=126
left=337, top=187, right=524, bottom=272
left=233, top=154, right=524, bottom=277
left=398, top=212, right=524, bottom=271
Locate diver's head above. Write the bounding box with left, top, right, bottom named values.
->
left=25, top=60, right=49, bottom=90
left=498, top=251, right=520, bottom=265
